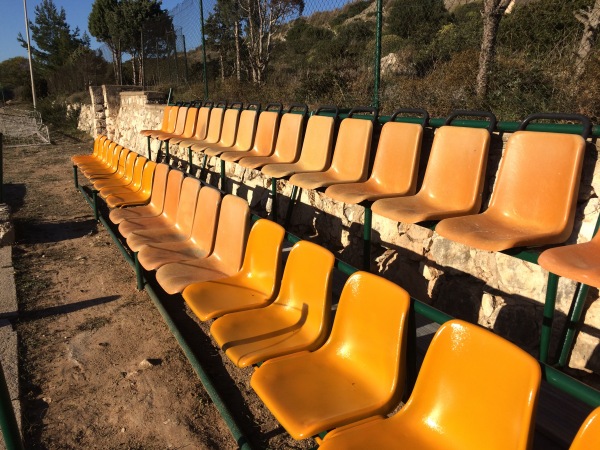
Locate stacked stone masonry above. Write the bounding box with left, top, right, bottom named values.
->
left=77, top=87, right=600, bottom=375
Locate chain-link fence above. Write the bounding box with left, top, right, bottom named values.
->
left=98, top=0, right=600, bottom=121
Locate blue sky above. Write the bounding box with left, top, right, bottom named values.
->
left=0, top=0, right=184, bottom=63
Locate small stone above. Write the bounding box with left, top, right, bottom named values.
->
left=139, top=358, right=161, bottom=368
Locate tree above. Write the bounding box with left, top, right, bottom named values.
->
left=18, top=0, right=88, bottom=72
left=239, top=0, right=304, bottom=83
left=89, top=0, right=123, bottom=84
left=476, top=0, right=513, bottom=99
left=574, top=0, right=600, bottom=79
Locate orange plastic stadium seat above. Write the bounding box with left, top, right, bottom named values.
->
left=99, top=155, right=147, bottom=199
left=137, top=186, right=221, bottom=270
left=75, top=137, right=112, bottom=169
left=153, top=105, right=189, bottom=141
left=181, top=218, right=286, bottom=321
left=288, top=107, right=376, bottom=190
left=219, top=104, right=282, bottom=162
left=203, top=105, right=260, bottom=157
left=193, top=104, right=242, bottom=153
left=140, top=105, right=172, bottom=137
left=155, top=195, right=250, bottom=294
left=183, top=102, right=226, bottom=150
left=250, top=271, right=411, bottom=440
left=260, top=107, right=337, bottom=179
left=159, top=105, right=199, bottom=143
left=126, top=177, right=202, bottom=252
left=569, top=407, right=600, bottom=450
left=92, top=150, right=137, bottom=189
left=325, top=108, right=427, bottom=204
left=372, top=110, right=495, bottom=223
left=318, top=319, right=541, bottom=450
left=109, top=163, right=170, bottom=224
left=436, top=113, right=589, bottom=251
left=88, top=146, right=132, bottom=182
left=148, top=105, right=180, bottom=139
left=105, top=160, right=157, bottom=208
left=117, top=168, right=185, bottom=238
left=82, top=144, right=124, bottom=180
left=72, top=135, right=107, bottom=165
left=80, top=141, right=120, bottom=175
left=238, top=104, right=307, bottom=170
left=176, top=102, right=213, bottom=147
left=210, top=240, right=335, bottom=368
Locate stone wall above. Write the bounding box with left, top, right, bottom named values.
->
left=79, top=87, right=600, bottom=376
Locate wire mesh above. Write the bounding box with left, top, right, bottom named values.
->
left=0, top=108, right=50, bottom=147
left=97, top=0, right=600, bottom=121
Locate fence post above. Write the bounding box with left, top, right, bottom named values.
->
left=373, top=0, right=383, bottom=109
left=199, top=0, right=209, bottom=100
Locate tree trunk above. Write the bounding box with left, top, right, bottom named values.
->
left=476, top=0, right=512, bottom=99
left=219, top=50, right=225, bottom=80
left=574, top=0, right=600, bottom=79
left=234, top=18, right=241, bottom=81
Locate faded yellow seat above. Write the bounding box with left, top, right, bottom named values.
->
left=319, top=319, right=541, bottom=450
left=72, top=135, right=107, bottom=165
left=126, top=177, right=202, bottom=252
left=181, top=218, right=286, bottom=321
left=238, top=104, right=307, bottom=169
left=219, top=105, right=281, bottom=162
left=250, top=271, right=410, bottom=440
left=140, top=105, right=173, bottom=137
left=176, top=102, right=213, bottom=147
left=193, top=104, right=242, bottom=153
left=160, top=105, right=199, bottom=143
left=325, top=109, right=426, bottom=204
left=137, top=186, right=221, bottom=270
left=155, top=195, right=250, bottom=294
left=288, top=107, right=376, bottom=190
left=183, top=103, right=226, bottom=150
left=436, top=114, right=588, bottom=251
left=170, top=104, right=212, bottom=145
left=210, top=240, right=334, bottom=368
left=109, top=163, right=170, bottom=224
left=90, top=149, right=134, bottom=187
left=372, top=111, right=495, bottom=223
left=570, top=407, right=600, bottom=450
left=203, top=105, right=260, bottom=157
left=260, top=108, right=336, bottom=179
left=117, top=168, right=185, bottom=237
left=105, top=160, right=157, bottom=208
left=152, top=105, right=189, bottom=141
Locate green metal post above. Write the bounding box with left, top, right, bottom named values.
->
left=284, top=185, right=300, bottom=229
left=91, top=190, right=99, bottom=222
left=270, top=178, right=278, bottom=222
left=134, top=252, right=144, bottom=291
left=147, top=136, right=152, bottom=160
left=363, top=205, right=372, bottom=271
left=0, top=361, right=24, bottom=450
left=167, top=88, right=173, bottom=105
left=201, top=154, right=208, bottom=180
left=372, top=0, right=383, bottom=109
left=188, top=148, right=194, bottom=174
left=72, top=165, right=79, bottom=189
left=557, top=283, right=590, bottom=368
left=157, top=141, right=163, bottom=161
left=199, top=0, right=209, bottom=100
left=220, top=160, right=226, bottom=191
left=165, top=141, right=170, bottom=165
left=540, top=272, right=558, bottom=363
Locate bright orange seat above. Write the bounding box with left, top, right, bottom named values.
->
left=91, top=149, right=135, bottom=188
left=155, top=195, right=250, bottom=294
left=436, top=113, right=588, bottom=251
left=372, top=111, right=495, bottom=223
left=219, top=105, right=281, bottom=162
left=117, top=168, right=185, bottom=238
left=153, top=105, right=189, bottom=141
left=140, top=105, right=172, bottom=137
left=76, top=138, right=113, bottom=170
left=72, top=135, right=107, bottom=165
left=288, top=107, right=376, bottom=190
left=126, top=177, right=202, bottom=252
left=250, top=271, right=410, bottom=440
left=182, top=218, right=285, bottom=320
left=325, top=109, right=426, bottom=204
left=318, top=319, right=541, bottom=450
left=99, top=155, right=146, bottom=199
left=109, top=163, right=170, bottom=224
left=203, top=105, right=260, bottom=157
left=210, top=240, right=335, bottom=368
left=569, top=407, right=600, bottom=450
left=260, top=108, right=337, bottom=179
left=185, top=103, right=227, bottom=150
left=170, top=104, right=212, bottom=145
left=238, top=104, right=307, bottom=169
left=192, top=103, right=242, bottom=153
left=176, top=102, right=213, bottom=147
left=105, top=160, right=157, bottom=208
left=137, top=186, right=221, bottom=270
left=81, top=142, right=121, bottom=177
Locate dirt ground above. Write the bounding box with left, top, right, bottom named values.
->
left=5, top=132, right=314, bottom=449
